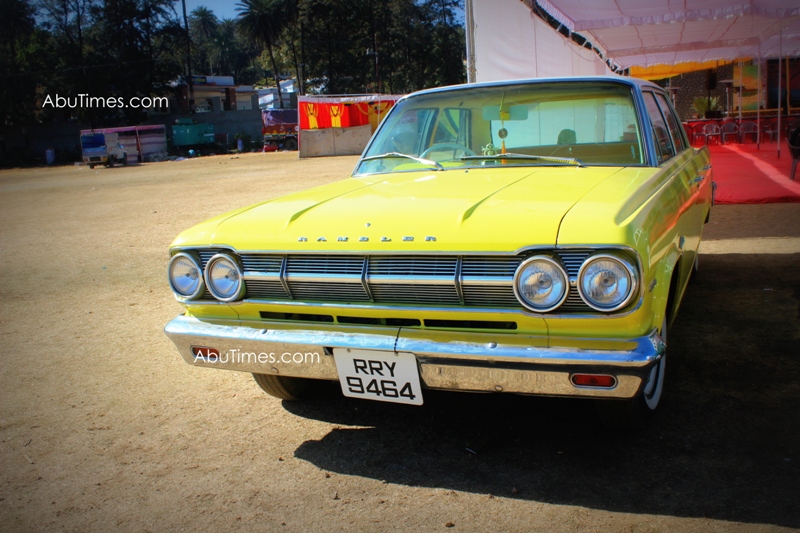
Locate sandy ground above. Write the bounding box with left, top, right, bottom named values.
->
left=1, top=152, right=798, bottom=532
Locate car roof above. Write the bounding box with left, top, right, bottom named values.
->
left=405, top=76, right=662, bottom=99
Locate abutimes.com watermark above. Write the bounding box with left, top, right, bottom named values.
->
left=194, top=348, right=321, bottom=365
left=42, top=94, right=169, bottom=110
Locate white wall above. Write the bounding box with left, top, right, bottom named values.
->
left=471, top=0, right=613, bottom=81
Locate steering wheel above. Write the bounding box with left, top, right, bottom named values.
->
left=420, top=143, right=477, bottom=159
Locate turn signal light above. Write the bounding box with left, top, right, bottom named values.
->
left=571, top=374, right=617, bottom=388
left=191, top=346, right=220, bottom=361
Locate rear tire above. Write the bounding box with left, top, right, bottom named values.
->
left=283, top=137, right=298, bottom=151
left=595, top=317, right=667, bottom=430
left=252, top=373, right=325, bottom=400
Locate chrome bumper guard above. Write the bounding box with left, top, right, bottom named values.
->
left=164, top=315, right=665, bottom=399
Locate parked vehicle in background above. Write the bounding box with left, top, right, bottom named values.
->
left=171, top=119, right=216, bottom=151
left=262, top=109, right=299, bottom=151
left=80, top=132, right=128, bottom=169
left=165, top=77, right=714, bottom=429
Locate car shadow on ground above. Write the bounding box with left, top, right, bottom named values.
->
left=285, top=253, right=800, bottom=528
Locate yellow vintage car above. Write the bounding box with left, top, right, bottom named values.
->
left=165, top=77, right=713, bottom=427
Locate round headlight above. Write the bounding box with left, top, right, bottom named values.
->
left=577, top=253, right=637, bottom=312
left=168, top=252, right=204, bottom=300
left=204, top=253, right=245, bottom=302
left=513, top=256, right=569, bottom=312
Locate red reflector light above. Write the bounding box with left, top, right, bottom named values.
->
left=191, top=346, right=220, bottom=360
left=571, top=373, right=617, bottom=388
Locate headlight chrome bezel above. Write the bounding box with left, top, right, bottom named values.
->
left=513, top=255, right=570, bottom=313
left=168, top=251, right=205, bottom=301
left=577, top=253, right=638, bottom=312
left=203, top=253, right=246, bottom=302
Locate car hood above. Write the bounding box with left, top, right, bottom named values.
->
left=173, top=166, right=629, bottom=253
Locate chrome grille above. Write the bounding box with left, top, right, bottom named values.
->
left=287, top=281, right=369, bottom=302
left=243, top=279, right=288, bottom=299
left=241, top=255, right=282, bottom=273
left=370, top=284, right=461, bottom=305
left=463, top=286, right=519, bottom=307
left=187, top=250, right=608, bottom=312
left=558, top=249, right=592, bottom=311
left=369, top=256, right=457, bottom=277
left=287, top=255, right=363, bottom=275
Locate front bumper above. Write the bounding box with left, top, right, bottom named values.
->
left=164, top=314, right=665, bottom=399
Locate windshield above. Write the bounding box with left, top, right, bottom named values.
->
left=354, top=81, right=645, bottom=176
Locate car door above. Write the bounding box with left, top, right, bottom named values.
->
left=642, top=90, right=706, bottom=291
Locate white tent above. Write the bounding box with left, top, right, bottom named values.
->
left=466, top=0, right=800, bottom=81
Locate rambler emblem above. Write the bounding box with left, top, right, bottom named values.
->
left=297, top=235, right=437, bottom=243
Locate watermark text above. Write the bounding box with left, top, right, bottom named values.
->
left=42, top=94, right=169, bottom=110
left=192, top=348, right=321, bottom=365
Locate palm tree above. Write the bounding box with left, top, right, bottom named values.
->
left=190, top=6, right=219, bottom=73
left=236, top=0, right=288, bottom=108
left=208, top=19, right=237, bottom=75
left=190, top=6, right=219, bottom=40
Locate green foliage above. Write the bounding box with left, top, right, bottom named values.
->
left=692, top=96, right=721, bottom=116
left=1, top=0, right=466, bottom=130
left=233, top=131, right=252, bottom=151
left=293, top=0, right=465, bottom=95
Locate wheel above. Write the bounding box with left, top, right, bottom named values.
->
left=122, top=153, right=128, bottom=166
left=283, top=137, right=298, bottom=151
left=595, top=317, right=667, bottom=429
left=252, top=373, right=326, bottom=400
left=420, top=143, right=477, bottom=159
left=88, top=164, right=95, bottom=169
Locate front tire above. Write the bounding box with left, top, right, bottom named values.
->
left=252, top=373, right=326, bottom=400
left=596, top=317, right=667, bottom=429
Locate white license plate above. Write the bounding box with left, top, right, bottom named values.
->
left=333, top=349, right=423, bottom=405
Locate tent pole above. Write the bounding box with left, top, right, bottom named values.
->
left=738, top=58, right=743, bottom=124
left=787, top=57, right=792, bottom=117
left=777, top=29, right=782, bottom=159
left=757, top=45, right=761, bottom=149
left=465, top=0, right=477, bottom=84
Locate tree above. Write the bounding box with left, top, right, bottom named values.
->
left=236, top=0, right=289, bottom=107
left=190, top=5, right=218, bottom=73
left=0, top=0, right=41, bottom=125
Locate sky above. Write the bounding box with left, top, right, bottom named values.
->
left=181, top=0, right=240, bottom=21
left=178, top=0, right=465, bottom=24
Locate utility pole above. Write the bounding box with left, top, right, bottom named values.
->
left=181, top=0, right=194, bottom=111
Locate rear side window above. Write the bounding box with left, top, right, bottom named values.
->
left=644, top=92, right=675, bottom=164
left=655, top=93, right=686, bottom=152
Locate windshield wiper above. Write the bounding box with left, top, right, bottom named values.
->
left=361, top=152, right=443, bottom=171
left=461, top=153, right=584, bottom=167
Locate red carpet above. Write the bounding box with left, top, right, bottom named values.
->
left=704, top=143, right=800, bottom=204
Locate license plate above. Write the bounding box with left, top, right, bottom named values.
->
left=333, top=349, right=423, bottom=405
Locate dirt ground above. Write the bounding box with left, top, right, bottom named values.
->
left=1, top=152, right=799, bottom=532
